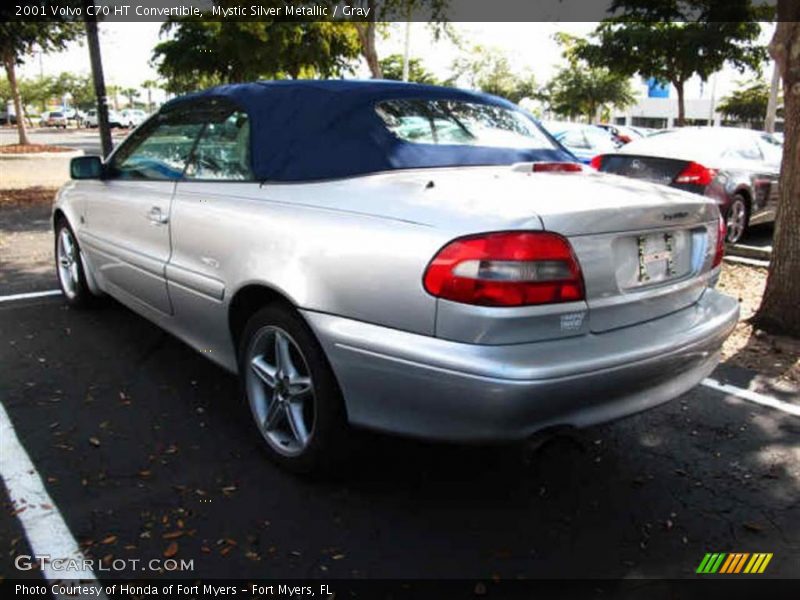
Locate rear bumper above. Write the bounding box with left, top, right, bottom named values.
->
left=302, top=289, right=739, bottom=441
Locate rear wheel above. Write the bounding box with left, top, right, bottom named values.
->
left=239, top=304, right=350, bottom=474
left=725, top=194, right=749, bottom=244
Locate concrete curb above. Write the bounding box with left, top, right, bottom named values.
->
left=727, top=243, right=772, bottom=261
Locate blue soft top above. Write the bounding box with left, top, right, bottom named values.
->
left=162, top=80, right=571, bottom=182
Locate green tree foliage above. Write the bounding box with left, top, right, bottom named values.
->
left=55, top=73, right=96, bottom=110
left=450, top=45, right=537, bottom=104
left=378, top=54, right=438, bottom=84
left=0, top=73, right=95, bottom=114
left=717, top=79, right=780, bottom=125
left=544, top=33, right=637, bottom=121
left=121, top=87, right=141, bottom=107
left=151, top=9, right=361, bottom=93
left=106, top=84, right=121, bottom=110
left=577, top=0, right=769, bottom=126
left=0, top=11, right=83, bottom=143
left=141, top=79, right=160, bottom=112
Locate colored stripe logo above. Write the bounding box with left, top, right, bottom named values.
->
left=696, top=552, right=773, bottom=574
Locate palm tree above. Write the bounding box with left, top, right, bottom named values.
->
left=121, top=87, right=140, bottom=108
left=106, top=84, right=120, bottom=110
left=141, top=79, right=159, bottom=112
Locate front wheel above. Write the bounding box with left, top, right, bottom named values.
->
left=239, top=304, right=350, bottom=474
left=55, top=221, right=96, bottom=308
left=725, top=195, right=749, bottom=244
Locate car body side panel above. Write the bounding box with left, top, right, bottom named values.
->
left=78, top=179, right=175, bottom=316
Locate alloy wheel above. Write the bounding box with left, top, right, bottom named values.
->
left=726, top=198, right=747, bottom=244
left=245, top=326, right=316, bottom=457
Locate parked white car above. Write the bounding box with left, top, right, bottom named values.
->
left=83, top=108, right=124, bottom=128
left=120, top=109, right=148, bottom=128
left=40, top=111, right=68, bottom=128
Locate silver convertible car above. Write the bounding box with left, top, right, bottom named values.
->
left=54, top=81, right=739, bottom=473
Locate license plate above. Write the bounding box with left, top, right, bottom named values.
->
left=636, top=233, right=677, bottom=283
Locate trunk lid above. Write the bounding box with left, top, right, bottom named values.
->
left=599, top=154, right=691, bottom=186
left=533, top=173, right=719, bottom=333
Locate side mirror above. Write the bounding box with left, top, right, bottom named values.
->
left=70, top=155, right=104, bottom=180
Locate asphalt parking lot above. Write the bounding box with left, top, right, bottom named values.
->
left=1, top=136, right=798, bottom=584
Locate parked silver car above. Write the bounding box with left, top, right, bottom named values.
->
left=592, top=127, right=782, bottom=244
left=53, top=81, right=739, bottom=473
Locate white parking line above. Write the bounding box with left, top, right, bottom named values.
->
left=0, top=401, right=105, bottom=593
left=702, top=377, right=800, bottom=417
left=0, top=289, right=62, bottom=303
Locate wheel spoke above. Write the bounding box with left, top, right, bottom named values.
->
left=285, top=402, right=309, bottom=446
left=274, top=331, right=297, bottom=377
left=251, top=355, right=278, bottom=389
left=61, top=231, right=74, bottom=258
left=287, top=375, right=312, bottom=398
left=262, top=397, right=284, bottom=431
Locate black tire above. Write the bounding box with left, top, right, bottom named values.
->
left=54, top=220, right=97, bottom=309
left=725, top=194, right=749, bottom=244
left=238, top=303, right=351, bottom=475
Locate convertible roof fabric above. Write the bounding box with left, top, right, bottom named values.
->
left=162, top=80, right=571, bottom=182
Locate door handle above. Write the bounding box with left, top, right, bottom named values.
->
left=147, top=206, right=169, bottom=225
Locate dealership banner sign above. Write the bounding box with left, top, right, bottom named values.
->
left=1, top=0, right=781, bottom=23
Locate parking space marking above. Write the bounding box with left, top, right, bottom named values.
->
left=0, top=401, right=105, bottom=591
left=702, top=377, right=800, bottom=417
left=0, top=290, right=61, bottom=303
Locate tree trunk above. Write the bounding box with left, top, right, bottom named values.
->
left=754, top=17, right=800, bottom=336
left=3, top=56, right=30, bottom=146
left=356, top=20, right=382, bottom=79
left=765, top=61, right=781, bottom=133
left=674, top=80, right=686, bottom=127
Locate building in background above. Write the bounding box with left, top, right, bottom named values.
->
left=611, top=76, right=783, bottom=131
left=611, top=77, right=720, bottom=129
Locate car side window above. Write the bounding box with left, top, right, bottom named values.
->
left=184, top=110, right=253, bottom=181
left=584, top=127, right=618, bottom=151
left=107, top=110, right=204, bottom=180
left=560, top=129, right=589, bottom=149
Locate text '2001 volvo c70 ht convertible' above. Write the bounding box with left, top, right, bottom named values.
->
left=54, top=81, right=739, bottom=473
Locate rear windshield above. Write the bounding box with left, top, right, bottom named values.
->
left=375, top=99, right=556, bottom=150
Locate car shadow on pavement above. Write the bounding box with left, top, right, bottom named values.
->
left=1, top=297, right=798, bottom=580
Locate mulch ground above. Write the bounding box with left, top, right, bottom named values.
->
left=0, top=187, right=59, bottom=206
left=718, top=262, right=800, bottom=385
left=0, top=143, right=75, bottom=154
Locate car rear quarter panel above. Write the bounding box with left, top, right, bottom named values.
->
left=167, top=182, right=447, bottom=368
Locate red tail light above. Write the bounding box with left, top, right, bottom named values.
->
left=423, top=231, right=585, bottom=307
left=713, top=213, right=726, bottom=268
left=674, top=162, right=718, bottom=186
left=589, top=155, right=605, bottom=170
left=532, top=162, right=583, bottom=173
